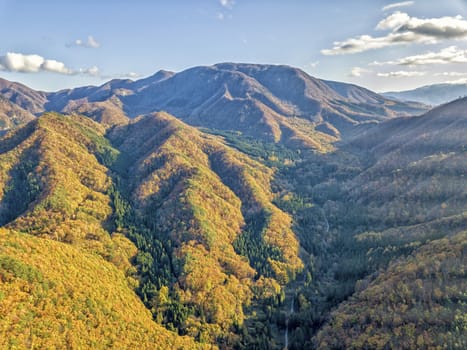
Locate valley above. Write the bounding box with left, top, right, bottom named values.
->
left=0, top=64, right=465, bottom=349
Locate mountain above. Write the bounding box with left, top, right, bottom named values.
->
left=315, top=230, right=467, bottom=349
left=0, top=96, right=35, bottom=131
left=0, top=78, right=47, bottom=132
left=270, top=96, right=466, bottom=349
left=0, top=64, right=428, bottom=150
left=0, top=78, right=47, bottom=115
left=0, top=111, right=306, bottom=348
left=0, top=113, right=205, bottom=349
left=0, top=65, right=465, bottom=349
left=383, top=82, right=467, bottom=106
left=108, top=111, right=304, bottom=345
left=119, top=63, right=426, bottom=146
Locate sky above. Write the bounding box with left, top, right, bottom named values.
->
left=0, top=0, right=467, bottom=92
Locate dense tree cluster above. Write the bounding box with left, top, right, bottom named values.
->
left=0, top=107, right=465, bottom=349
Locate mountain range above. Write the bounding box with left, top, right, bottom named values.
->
left=1, top=64, right=427, bottom=148
left=0, top=64, right=465, bottom=349
left=383, top=82, right=467, bottom=106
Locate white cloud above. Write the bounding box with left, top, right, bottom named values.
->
left=376, top=11, right=411, bottom=30
left=374, top=46, right=467, bottom=65
left=217, top=12, right=225, bottom=20
left=42, top=59, right=74, bottom=74
left=376, top=12, right=467, bottom=38
left=434, top=71, right=467, bottom=77
left=220, top=0, right=234, bottom=9
left=0, top=52, right=73, bottom=74
left=382, top=1, right=415, bottom=12
left=68, top=35, right=101, bottom=49
left=0, top=52, right=102, bottom=78
left=443, top=77, right=467, bottom=84
left=349, top=67, right=370, bottom=77
left=377, top=70, right=426, bottom=77
left=79, top=66, right=100, bottom=76
left=0, top=52, right=44, bottom=73
left=322, top=33, right=414, bottom=55
left=322, top=12, right=467, bottom=55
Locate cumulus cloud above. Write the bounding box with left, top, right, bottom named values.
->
left=68, top=35, right=101, bottom=48
left=374, top=46, right=467, bottom=65
left=0, top=52, right=73, bottom=74
left=322, top=12, right=467, bottom=55
left=377, top=70, right=426, bottom=77
left=349, top=67, right=370, bottom=77
left=377, top=12, right=467, bottom=39
left=42, top=59, right=74, bottom=74
left=382, top=1, right=415, bottom=12
left=0, top=52, right=102, bottom=78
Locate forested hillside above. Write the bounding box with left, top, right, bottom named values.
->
left=0, top=74, right=465, bottom=349
left=268, top=98, right=467, bottom=349
left=315, top=230, right=467, bottom=349
left=0, top=113, right=205, bottom=349
left=107, top=112, right=303, bottom=346
left=0, top=112, right=304, bottom=348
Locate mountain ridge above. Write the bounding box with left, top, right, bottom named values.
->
left=0, top=64, right=465, bottom=350
left=383, top=82, right=467, bottom=106
left=0, top=63, right=428, bottom=151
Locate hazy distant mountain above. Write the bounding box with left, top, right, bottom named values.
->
left=383, top=83, right=467, bottom=106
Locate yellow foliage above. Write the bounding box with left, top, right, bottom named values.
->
left=0, top=228, right=208, bottom=349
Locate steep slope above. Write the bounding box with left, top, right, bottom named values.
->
left=46, top=69, right=174, bottom=112
left=120, top=64, right=426, bottom=147
left=267, top=94, right=467, bottom=348
left=0, top=113, right=119, bottom=253
left=383, top=82, right=467, bottom=106
left=0, top=78, right=47, bottom=115
left=108, top=112, right=303, bottom=346
left=0, top=78, right=46, bottom=131
left=0, top=96, right=35, bottom=131
left=0, top=113, right=206, bottom=349
left=1, top=64, right=427, bottom=145
left=0, top=111, right=305, bottom=348
left=315, top=231, right=467, bottom=350
left=1, top=66, right=463, bottom=349
left=344, top=96, right=467, bottom=228
left=60, top=96, right=129, bottom=126
left=0, top=228, right=204, bottom=350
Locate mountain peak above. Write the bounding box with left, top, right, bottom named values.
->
left=0, top=63, right=428, bottom=140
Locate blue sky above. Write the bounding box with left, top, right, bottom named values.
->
left=0, top=0, right=466, bottom=92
